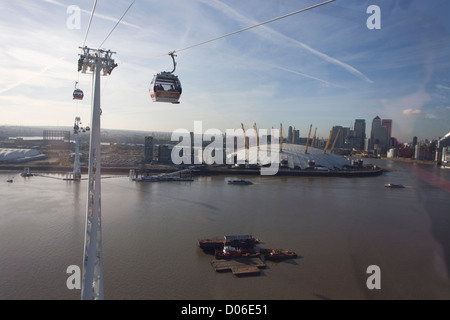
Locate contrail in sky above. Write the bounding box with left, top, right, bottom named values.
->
left=0, top=57, right=65, bottom=94
left=200, top=0, right=373, bottom=84
left=42, top=0, right=140, bottom=29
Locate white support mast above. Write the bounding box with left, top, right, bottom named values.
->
left=73, top=117, right=82, bottom=180
left=78, top=46, right=117, bottom=300
left=65, top=117, right=83, bottom=181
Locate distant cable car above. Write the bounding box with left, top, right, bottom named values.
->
left=73, top=82, right=84, bottom=100
left=149, top=52, right=182, bottom=104
left=73, top=89, right=84, bottom=100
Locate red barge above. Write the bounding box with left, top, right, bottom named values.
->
left=260, top=248, right=297, bottom=261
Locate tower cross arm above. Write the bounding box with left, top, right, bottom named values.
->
left=77, top=47, right=118, bottom=75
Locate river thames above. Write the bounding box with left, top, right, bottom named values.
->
left=0, top=159, right=449, bottom=300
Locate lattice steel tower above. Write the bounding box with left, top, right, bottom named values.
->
left=78, top=47, right=117, bottom=300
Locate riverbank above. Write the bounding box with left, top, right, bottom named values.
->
left=0, top=163, right=384, bottom=177
left=380, top=157, right=439, bottom=166
left=0, top=164, right=133, bottom=175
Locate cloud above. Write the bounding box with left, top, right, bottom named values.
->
left=436, top=84, right=450, bottom=90
left=382, top=87, right=431, bottom=111
left=42, top=0, right=140, bottom=29
left=402, top=108, right=424, bottom=115
left=198, top=0, right=373, bottom=83
left=270, top=64, right=346, bottom=88
left=0, top=57, right=65, bottom=94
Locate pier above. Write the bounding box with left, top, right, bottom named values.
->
left=210, top=257, right=266, bottom=276
left=131, top=167, right=195, bottom=182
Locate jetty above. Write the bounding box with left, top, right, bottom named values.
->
left=210, top=257, right=266, bottom=276
left=131, top=167, right=194, bottom=182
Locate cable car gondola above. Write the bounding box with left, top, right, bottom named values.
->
left=73, top=82, right=84, bottom=100
left=149, top=52, right=182, bottom=104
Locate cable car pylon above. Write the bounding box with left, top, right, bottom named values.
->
left=78, top=46, right=117, bottom=300
left=64, top=117, right=83, bottom=181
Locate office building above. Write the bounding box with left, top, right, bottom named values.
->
left=354, top=119, right=366, bottom=150
left=369, top=116, right=389, bottom=153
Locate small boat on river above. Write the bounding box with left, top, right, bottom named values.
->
left=228, top=179, right=253, bottom=185
left=384, top=183, right=405, bottom=188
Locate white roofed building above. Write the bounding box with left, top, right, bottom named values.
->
left=0, top=148, right=47, bottom=163
left=222, top=143, right=351, bottom=170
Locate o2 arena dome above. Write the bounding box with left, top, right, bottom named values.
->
left=225, top=143, right=351, bottom=170
left=274, top=143, right=350, bottom=170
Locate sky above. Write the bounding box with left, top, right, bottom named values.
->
left=0, top=0, right=449, bottom=142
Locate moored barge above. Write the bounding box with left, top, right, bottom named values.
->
left=197, top=234, right=259, bottom=251
left=260, top=248, right=297, bottom=261
left=215, top=246, right=261, bottom=259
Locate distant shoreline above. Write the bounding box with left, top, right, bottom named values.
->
left=380, top=157, right=438, bottom=166
left=2, top=156, right=441, bottom=178
left=0, top=163, right=385, bottom=177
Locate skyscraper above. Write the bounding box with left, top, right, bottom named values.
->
left=382, top=119, right=392, bottom=148
left=330, top=126, right=345, bottom=149
left=144, top=136, right=153, bottom=163
left=381, top=119, right=392, bottom=138
left=294, top=129, right=299, bottom=144
left=288, top=126, right=293, bottom=144
left=354, top=119, right=366, bottom=150
left=370, top=116, right=381, bottom=146
left=370, top=116, right=388, bottom=152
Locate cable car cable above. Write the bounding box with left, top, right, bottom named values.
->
left=74, top=0, right=97, bottom=102
left=98, top=0, right=136, bottom=49
left=82, top=0, right=99, bottom=48
left=150, top=0, right=336, bottom=58
left=148, top=0, right=335, bottom=104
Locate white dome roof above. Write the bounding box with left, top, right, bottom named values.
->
left=224, top=143, right=350, bottom=170
left=0, top=148, right=41, bottom=162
